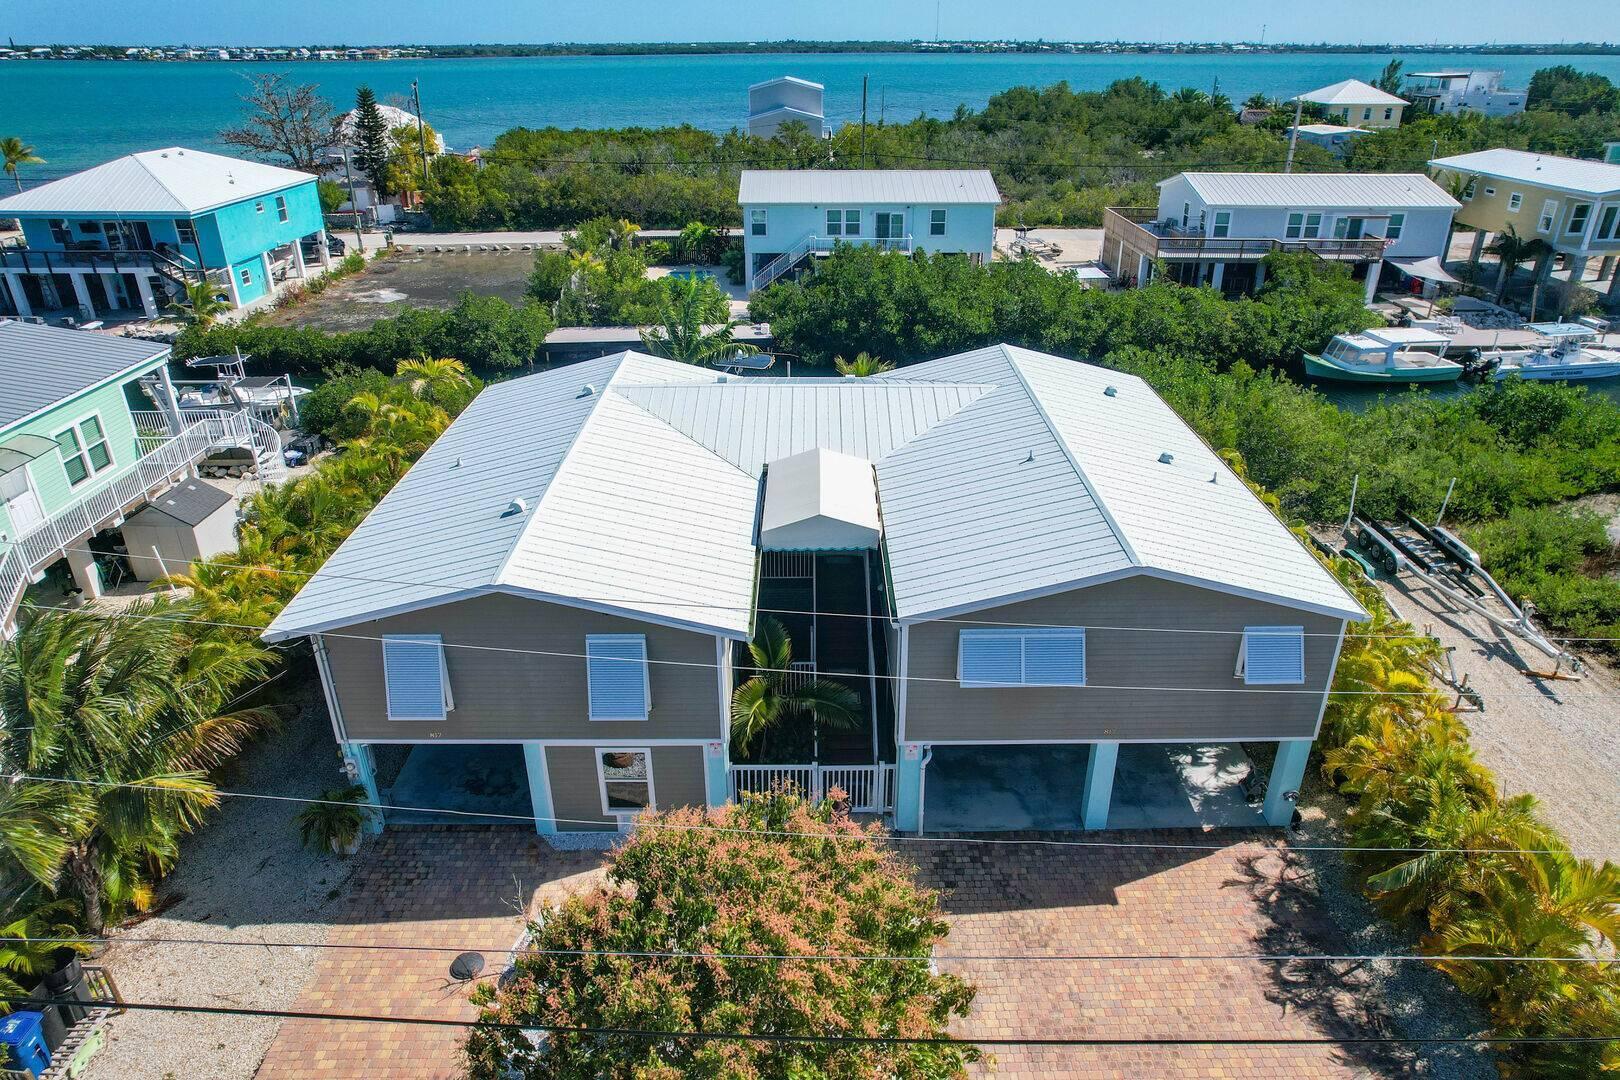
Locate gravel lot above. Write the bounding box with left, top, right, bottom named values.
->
left=84, top=675, right=357, bottom=1080
left=259, top=249, right=538, bottom=332
left=1378, top=574, right=1620, bottom=859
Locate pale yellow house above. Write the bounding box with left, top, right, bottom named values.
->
left=1295, top=79, right=1408, bottom=129
left=1430, top=148, right=1620, bottom=307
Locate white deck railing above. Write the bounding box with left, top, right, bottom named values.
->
left=0, top=412, right=257, bottom=620
left=729, top=762, right=895, bottom=813
left=751, top=233, right=914, bottom=291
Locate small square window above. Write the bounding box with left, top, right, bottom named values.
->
left=1507, top=192, right=1522, bottom=212
left=254, top=200, right=265, bottom=214
left=1285, top=212, right=1303, bottom=240
left=176, top=219, right=198, bottom=245
left=240, top=267, right=252, bottom=286
left=1482, top=186, right=1496, bottom=197
left=1237, top=626, right=1305, bottom=685
left=750, top=209, right=767, bottom=236
left=1386, top=213, right=1405, bottom=240
left=1383, top=107, right=1393, bottom=120
left=930, top=208, right=947, bottom=236
left=598, top=749, right=653, bottom=816
left=275, top=195, right=288, bottom=223
left=1211, top=211, right=1231, bottom=238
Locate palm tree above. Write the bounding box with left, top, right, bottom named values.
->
left=1, top=137, right=44, bottom=193
left=1486, top=226, right=1553, bottom=301
left=0, top=898, right=87, bottom=1002
left=0, top=601, right=276, bottom=932
left=677, top=222, right=717, bottom=264
left=608, top=218, right=640, bottom=250
left=393, top=356, right=471, bottom=402
left=730, top=617, right=861, bottom=757
left=640, top=276, right=762, bottom=365
left=833, top=353, right=894, bottom=377
left=169, top=279, right=232, bottom=328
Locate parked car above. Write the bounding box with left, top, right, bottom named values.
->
left=301, top=233, right=346, bottom=262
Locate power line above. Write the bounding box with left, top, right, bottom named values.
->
left=0, top=994, right=1612, bottom=1047
left=5, top=934, right=1605, bottom=966
left=0, top=773, right=1601, bottom=859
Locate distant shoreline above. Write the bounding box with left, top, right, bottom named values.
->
left=10, top=40, right=1620, bottom=61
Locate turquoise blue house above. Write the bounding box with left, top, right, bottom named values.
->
left=0, top=148, right=328, bottom=321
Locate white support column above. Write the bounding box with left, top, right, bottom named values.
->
left=1363, top=259, right=1383, bottom=305
left=260, top=252, right=273, bottom=299
left=65, top=544, right=104, bottom=602
left=134, top=274, right=159, bottom=319
left=703, top=740, right=729, bottom=808
left=1210, top=262, right=1226, bottom=291
left=291, top=239, right=308, bottom=279
left=69, top=272, right=95, bottom=320
left=893, top=742, right=927, bottom=833
left=522, top=743, right=557, bottom=835
left=316, top=229, right=333, bottom=268
left=1263, top=740, right=1313, bottom=826
left=1253, top=260, right=1267, bottom=290
left=1081, top=742, right=1118, bottom=830
left=224, top=269, right=243, bottom=308
left=341, top=741, right=385, bottom=835
left=3, top=273, right=31, bottom=317
left=1468, top=229, right=1487, bottom=264
left=1563, top=255, right=1590, bottom=312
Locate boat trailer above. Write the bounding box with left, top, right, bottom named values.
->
left=1345, top=511, right=1582, bottom=680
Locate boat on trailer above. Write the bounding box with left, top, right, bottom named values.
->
left=1485, top=322, right=1620, bottom=382
left=1302, top=326, right=1464, bottom=383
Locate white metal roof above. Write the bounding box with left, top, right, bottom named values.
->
left=1429, top=149, right=1620, bottom=197
left=748, top=75, right=824, bottom=93
left=1366, top=326, right=1450, bottom=348
left=1291, top=124, right=1371, bottom=136
left=0, top=148, right=316, bottom=216
left=266, top=346, right=1363, bottom=642
left=1170, top=172, right=1460, bottom=210
left=1295, top=78, right=1408, bottom=107
left=760, top=447, right=881, bottom=551
left=738, top=170, right=1001, bottom=205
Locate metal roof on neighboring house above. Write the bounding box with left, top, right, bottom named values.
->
left=0, top=147, right=316, bottom=216
left=1168, top=172, right=1460, bottom=210
left=748, top=75, right=825, bottom=93
left=1429, top=148, right=1620, bottom=197
left=738, top=170, right=1001, bottom=205
left=1294, top=78, right=1409, bottom=107
left=0, top=321, right=170, bottom=430
left=266, top=346, right=1363, bottom=644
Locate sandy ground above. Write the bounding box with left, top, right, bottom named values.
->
left=84, top=677, right=358, bottom=1080
left=260, top=248, right=537, bottom=331
left=1375, top=573, right=1620, bottom=859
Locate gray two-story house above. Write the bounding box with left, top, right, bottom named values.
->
left=266, top=346, right=1364, bottom=837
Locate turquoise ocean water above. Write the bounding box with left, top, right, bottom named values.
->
left=8, top=51, right=1620, bottom=175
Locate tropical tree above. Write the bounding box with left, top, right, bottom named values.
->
left=1486, top=225, right=1553, bottom=300
left=169, top=279, right=232, bottom=329
left=1375, top=59, right=1405, bottom=97
left=729, top=617, right=861, bottom=757
left=833, top=352, right=894, bottom=377
left=219, top=73, right=334, bottom=170
left=0, top=602, right=276, bottom=932
left=676, top=221, right=717, bottom=263
left=392, top=356, right=472, bottom=402
left=0, top=898, right=87, bottom=1006
left=640, top=276, right=762, bottom=364
left=1, top=137, right=44, bottom=193
left=350, top=86, right=392, bottom=199
left=465, top=790, right=978, bottom=1079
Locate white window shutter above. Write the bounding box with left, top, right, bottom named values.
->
left=959, top=631, right=1023, bottom=687
left=587, top=635, right=649, bottom=721
left=383, top=635, right=449, bottom=720
left=1241, top=626, right=1305, bottom=685
left=1021, top=629, right=1086, bottom=686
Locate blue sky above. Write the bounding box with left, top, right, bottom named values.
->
left=6, top=1, right=1613, bottom=47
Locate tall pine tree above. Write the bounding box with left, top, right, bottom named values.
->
left=351, top=85, right=392, bottom=200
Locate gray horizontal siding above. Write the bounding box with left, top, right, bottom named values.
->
left=903, top=575, right=1344, bottom=743
left=546, top=743, right=710, bottom=833
left=323, top=593, right=722, bottom=742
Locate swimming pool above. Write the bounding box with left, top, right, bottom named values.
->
left=667, top=268, right=717, bottom=282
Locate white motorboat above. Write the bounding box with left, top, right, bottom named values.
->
left=1487, top=322, right=1620, bottom=382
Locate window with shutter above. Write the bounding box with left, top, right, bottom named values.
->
left=587, top=634, right=650, bottom=721
left=382, top=635, right=452, bottom=720
left=959, top=628, right=1086, bottom=687
left=1236, top=626, right=1306, bottom=685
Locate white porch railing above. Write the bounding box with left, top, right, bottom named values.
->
left=729, top=762, right=896, bottom=814
left=0, top=412, right=258, bottom=619
left=132, top=408, right=286, bottom=482
left=751, top=233, right=915, bottom=291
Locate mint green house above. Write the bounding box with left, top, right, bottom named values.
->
left=0, top=321, right=270, bottom=628
left=0, top=148, right=329, bottom=322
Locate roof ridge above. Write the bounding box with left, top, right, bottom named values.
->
left=999, top=344, right=1140, bottom=568
left=490, top=352, right=636, bottom=587
left=129, top=149, right=194, bottom=212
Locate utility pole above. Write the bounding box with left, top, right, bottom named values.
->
left=340, top=148, right=365, bottom=251
left=411, top=79, right=431, bottom=196
left=935, top=0, right=941, bottom=41
left=1284, top=96, right=1304, bottom=173
left=860, top=75, right=869, bottom=166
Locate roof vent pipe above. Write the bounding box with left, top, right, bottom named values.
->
left=1103, top=386, right=1117, bottom=397
left=502, top=497, right=528, bottom=518
left=1158, top=452, right=1175, bottom=464
left=577, top=384, right=596, bottom=398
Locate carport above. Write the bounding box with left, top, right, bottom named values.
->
left=379, top=743, right=532, bottom=825
left=920, top=743, right=1269, bottom=833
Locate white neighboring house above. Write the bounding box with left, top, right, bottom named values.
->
left=1293, top=78, right=1408, bottom=129
left=747, top=76, right=826, bottom=139
left=1403, top=71, right=1526, bottom=118
left=1286, top=124, right=1374, bottom=158
left=325, top=104, right=445, bottom=223
left=1101, top=172, right=1460, bottom=302
left=739, top=170, right=1001, bottom=292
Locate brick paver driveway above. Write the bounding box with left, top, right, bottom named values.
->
left=259, top=827, right=1411, bottom=1079
left=912, top=832, right=1410, bottom=1079
left=256, top=828, right=602, bottom=1080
